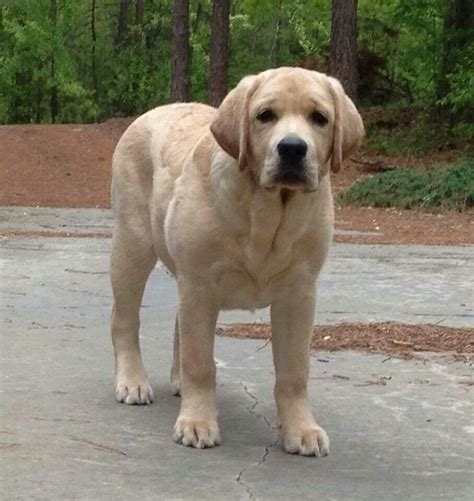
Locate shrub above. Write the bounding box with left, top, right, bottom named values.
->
left=338, top=161, right=474, bottom=212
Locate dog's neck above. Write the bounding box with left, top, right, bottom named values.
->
left=210, top=152, right=317, bottom=281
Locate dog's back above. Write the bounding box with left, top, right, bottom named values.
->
left=112, top=103, right=216, bottom=189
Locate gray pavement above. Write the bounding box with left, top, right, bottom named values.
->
left=1, top=207, right=473, bottom=500
left=0, top=206, right=113, bottom=236
left=0, top=205, right=382, bottom=238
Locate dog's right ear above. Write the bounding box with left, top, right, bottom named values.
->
left=327, top=77, right=365, bottom=173
left=210, top=75, right=260, bottom=171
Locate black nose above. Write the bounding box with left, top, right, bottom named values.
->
left=277, top=137, right=308, bottom=160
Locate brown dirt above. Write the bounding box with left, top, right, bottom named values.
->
left=217, top=323, right=474, bottom=361
left=0, top=120, right=472, bottom=245
left=0, top=119, right=132, bottom=208
left=334, top=206, right=474, bottom=245
left=331, top=151, right=474, bottom=245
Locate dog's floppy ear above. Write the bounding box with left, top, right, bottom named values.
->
left=327, top=77, right=365, bottom=173
left=210, top=75, right=260, bottom=171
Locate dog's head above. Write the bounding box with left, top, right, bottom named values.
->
left=210, top=67, right=364, bottom=191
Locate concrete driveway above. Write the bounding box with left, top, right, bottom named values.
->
left=1, top=207, right=473, bottom=500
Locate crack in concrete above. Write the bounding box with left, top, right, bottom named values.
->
left=235, top=470, right=254, bottom=500
left=64, top=268, right=108, bottom=275
left=242, top=383, right=258, bottom=412
left=236, top=382, right=279, bottom=499
left=65, top=435, right=127, bottom=456
left=236, top=435, right=280, bottom=499
left=241, top=382, right=276, bottom=430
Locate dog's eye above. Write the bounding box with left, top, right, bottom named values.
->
left=257, top=109, right=276, bottom=123
left=309, top=111, right=328, bottom=126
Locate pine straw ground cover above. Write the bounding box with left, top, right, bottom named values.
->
left=217, top=323, right=474, bottom=361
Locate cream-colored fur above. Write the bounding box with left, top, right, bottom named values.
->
left=110, top=67, right=364, bottom=456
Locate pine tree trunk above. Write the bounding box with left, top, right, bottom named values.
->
left=115, top=0, right=131, bottom=48
left=50, top=0, right=58, bottom=123
left=208, top=0, right=230, bottom=107
left=171, top=0, right=190, bottom=102
left=437, top=0, right=474, bottom=102
left=35, top=82, right=43, bottom=123
left=134, top=0, right=144, bottom=44
left=91, top=0, right=98, bottom=99
left=330, top=0, right=358, bottom=100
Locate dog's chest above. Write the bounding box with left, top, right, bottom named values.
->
left=210, top=192, right=316, bottom=310
left=212, top=260, right=287, bottom=310
left=212, top=224, right=305, bottom=310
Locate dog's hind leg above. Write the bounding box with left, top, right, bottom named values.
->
left=110, top=226, right=157, bottom=405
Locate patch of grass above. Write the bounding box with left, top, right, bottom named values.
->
left=339, top=161, right=474, bottom=211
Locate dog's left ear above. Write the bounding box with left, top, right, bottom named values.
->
left=210, top=75, right=260, bottom=171
left=327, top=77, right=365, bottom=173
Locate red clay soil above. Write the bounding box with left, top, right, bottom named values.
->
left=0, top=119, right=132, bottom=208
left=334, top=206, right=474, bottom=245
left=217, top=322, right=474, bottom=361
left=0, top=120, right=472, bottom=245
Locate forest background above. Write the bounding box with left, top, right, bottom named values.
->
left=1, top=0, right=473, bottom=212
left=1, top=0, right=472, bottom=147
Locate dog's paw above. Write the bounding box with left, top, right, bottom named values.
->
left=281, top=425, right=329, bottom=457
left=115, top=376, right=154, bottom=405
left=173, top=416, right=221, bottom=449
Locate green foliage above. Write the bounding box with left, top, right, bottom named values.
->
left=357, top=0, right=443, bottom=104
left=339, top=161, right=474, bottom=211
left=228, top=0, right=329, bottom=87
left=0, top=0, right=472, bottom=129
left=437, top=42, right=474, bottom=112
left=362, top=107, right=470, bottom=154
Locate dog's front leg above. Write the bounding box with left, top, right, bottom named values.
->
left=271, top=285, right=330, bottom=457
left=173, top=279, right=221, bottom=449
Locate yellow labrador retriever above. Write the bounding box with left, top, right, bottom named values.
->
left=110, top=67, right=364, bottom=456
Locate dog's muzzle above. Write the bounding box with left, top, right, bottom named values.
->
left=273, top=136, right=309, bottom=186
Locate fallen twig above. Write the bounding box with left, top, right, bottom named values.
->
left=391, top=339, right=414, bottom=348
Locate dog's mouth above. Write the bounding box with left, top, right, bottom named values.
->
left=274, top=170, right=307, bottom=186
left=266, top=160, right=312, bottom=189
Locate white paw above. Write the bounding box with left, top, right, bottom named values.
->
left=281, top=425, right=330, bottom=457
left=115, top=376, right=154, bottom=405
left=173, top=416, right=221, bottom=449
